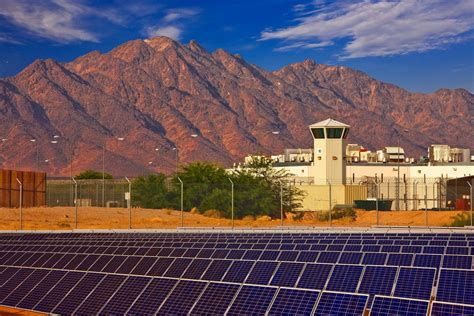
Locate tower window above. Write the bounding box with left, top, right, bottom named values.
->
left=311, top=128, right=325, bottom=139
left=326, top=128, right=343, bottom=138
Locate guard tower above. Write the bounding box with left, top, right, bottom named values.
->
left=309, top=118, right=350, bottom=185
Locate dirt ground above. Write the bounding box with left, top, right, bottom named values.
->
left=0, top=207, right=468, bottom=230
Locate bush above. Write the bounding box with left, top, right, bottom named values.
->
left=450, top=213, right=472, bottom=227
left=76, top=169, right=113, bottom=179
left=318, top=208, right=357, bottom=222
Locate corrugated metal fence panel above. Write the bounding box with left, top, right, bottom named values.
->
left=0, top=169, right=46, bottom=208
left=345, top=185, right=367, bottom=205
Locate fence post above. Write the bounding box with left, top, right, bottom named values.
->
left=125, top=177, right=132, bottom=229
left=177, top=177, right=183, bottom=227
left=280, top=180, right=283, bottom=227
left=327, top=180, right=332, bottom=227
left=375, top=179, right=380, bottom=226
left=467, top=181, right=473, bottom=227
left=72, top=177, right=78, bottom=229
left=413, top=180, right=418, bottom=211
left=424, top=184, right=428, bottom=226
left=16, top=178, right=22, bottom=230
left=228, top=177, right=234, bottom=230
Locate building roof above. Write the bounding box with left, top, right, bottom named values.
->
left=384, top=146, right=405, bottom=154
left=309, top=118, right=350, bottom=128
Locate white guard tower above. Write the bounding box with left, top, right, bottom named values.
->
left=309, top=118, right=350, bottom=185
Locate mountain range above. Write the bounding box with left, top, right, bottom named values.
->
left=0, top=36, right=472, bottom=176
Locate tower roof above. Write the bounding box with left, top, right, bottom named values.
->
left=309, top=118, right=350, bottom=128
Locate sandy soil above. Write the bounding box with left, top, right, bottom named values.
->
left=0, top=306, right=45, bottom=316
left=0, top=207, right=468, bottom=230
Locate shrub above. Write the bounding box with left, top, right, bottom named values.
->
left=318, top=208, right=357, bottom=222
left=450, top=213, right=472, bottom=227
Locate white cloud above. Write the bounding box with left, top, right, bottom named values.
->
left=260, top=0, right=474, bottom=58
left=0, top=0, right=108, bottom=42
left=146, top=25, right=182, bottom=40
left=275, top=41, right=332, bottom=52
left=145, top=7, right=199, bottom=40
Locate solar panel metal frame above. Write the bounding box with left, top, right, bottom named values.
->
left=370, top=295, right=429, bottom=316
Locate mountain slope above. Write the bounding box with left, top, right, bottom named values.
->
left=0, top=37, right=472, bottom=176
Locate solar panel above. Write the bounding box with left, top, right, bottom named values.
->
left=317, top=251, right=340, bottom=263
left=325, top=265, right=364, bottom=292
left=163, top=258, right=192, bottom=278
left=362, top=252, right=387, bottom=265
left=370, top=296, right=429, bottom=316
left=245, top=261, right=278, bottom=285
left=436, top=269, right=474, bottom=305
left=226, top=285, right=277, bottom=315
left=74, top=274, right=126, bottom=314
left=297, top=263, right=333, bottom=290
left=0, top=268, right=35, bottom=302
left=158, top=280, right=206, bottom=314
left=190, top=282, right=240, bottom=315
left=387, top=253, right=413, bottom=266
left=268, top=288, right=320, bottom=315
left=413, top=254, right=442, bottom=269
left=442, top=255, right=473, bottom=270
left=51, top=273, right=105, bottom=315
left=270, top=262, right=304, bottom=287
left=16, top=270, right=67, bottom=310
left=147, top=257, right=174, bottom=276
left=431, top=301, right=474, bottom=316
left=358, top=266, right=397, bottom=307
left=394, top=267, right=435, bottom=300
left=127, top=278, right=177, bottom=315
left=181, top=258, right=211, bottom=279
left=99, top=276, right=150, bottom=314
left=314, top=291, right=368, bottom=316
left=1, top=269, right=50, bottom=307
left=339, top=252, right=363, bottom=264
left=201, top=260, right=232, bottom=281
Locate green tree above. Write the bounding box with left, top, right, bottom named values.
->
left=131, top=174, right=168, bottom=209
left=236, top=155, right=306, bottom=217
left=76, top=169, right=113, bottom=179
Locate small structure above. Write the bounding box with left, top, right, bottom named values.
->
left=309, top=118, right=349, bottom=185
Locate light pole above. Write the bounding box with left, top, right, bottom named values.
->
left=467, top=181, right=473, bottom=227
left=102, top=137, right=125, bottom=207
left=396, top=129, right=409, bottom=211
left=0, top=138, right=7, bottom=169
left=177, top=177, right=184, bottom=227
left=16, top=178, right=22, bottom=230
left=279, top=180, right=284, bottom=227
left=30, top=138, right=38, bottom=171
left=228, top=177, right=234, bottom=229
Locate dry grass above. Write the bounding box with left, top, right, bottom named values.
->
left=0, top=207, right=468, bottom=230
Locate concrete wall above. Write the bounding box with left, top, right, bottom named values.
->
left=295, top=184, right=367, bottom=211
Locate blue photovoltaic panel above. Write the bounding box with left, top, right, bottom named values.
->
left=52, top=273, right=105, bottom=315
left=222, top=260, right=254, bottom=283
left=446, top=247, right=469, bottom=255
left=115, top=256, right=142, bottom=274
left=326, top=265, right=364, bottom=292
left=423, top=246, right=445, bottom=254
left=201, top=260, right=231, bottom=281
left=431, top=301, right=474, bottom=316
left=227, top=285, right=277, bottom=316
left=387, top=253, right=413, bottom=266
left=181, top=259, right=212, bottom=279
left=268, top=288, right=320, bottom=315
left=157, top=280, right=206, bottom=315
left=297, top=264, right=333, bottom=290
left=338, top=252, right=363, bottom=264
left=362, top=253, right=387, bottom=265
left=100, top=276, right=150, bottom=315
left=260, top=250, right=279, bottom=261
left=317, top=251, right=340, bottom=263
left=74, top=274, right=126, bottom=315
left=394, top=267, right=435, bottom=300
left=127, top=278, right=177, bottom=315
left=436, top=269, right=474, bottom=305
left=358, top=266, right=397, bottom=307
left=16, top=270, right=67, bottom=310
left=190, top=282, right=240, bottom=315
left=270, top=262, right=304, bottom=287
left=147, top=257, right=174, bottom=276
left=1, top=269, right=50, bottom=307
left=296, top=251, right=319, bottom=262
left=163, top=258, right=192, bottom=278
left=370, top=296, right=429, bottom=316
left=34, top=271, right=85, bottom=313
left=413, top=254, right=441, bottom=268
left=314, top=291, right=368, bottom=316
left=442, top=255, right=473, bottom=270
left=245, top=261, right=278, bottom=285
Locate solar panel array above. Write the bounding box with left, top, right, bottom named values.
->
left=0, top=231, right=473, bottom=315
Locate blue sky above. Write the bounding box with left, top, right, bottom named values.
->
left=0, top=0, right=473, bottom=93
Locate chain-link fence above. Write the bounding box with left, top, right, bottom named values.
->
left=0, top=176, right=471, bottom=230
